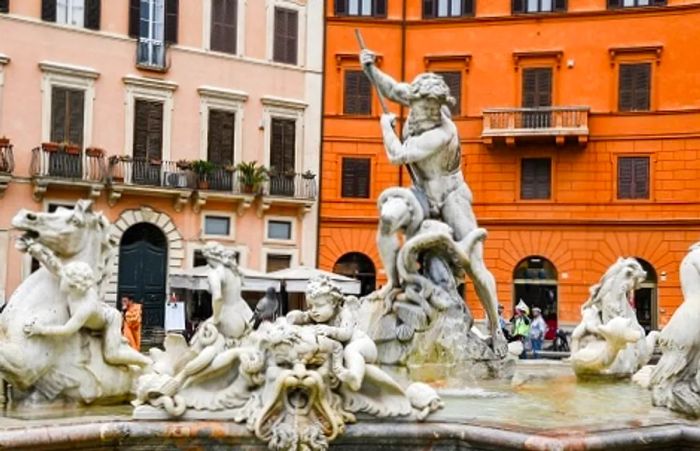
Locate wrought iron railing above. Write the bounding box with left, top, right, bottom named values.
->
left=108, top=158, right=197, bottom=189
left=0, top=142, right=14, bottom=174
left=136, top=37, right=168, bottom=71
left=31, top=146, right=105, bottom=181
left=482, top=106, right=590, bottom=135
left=265, top=173, right=317, bottom=199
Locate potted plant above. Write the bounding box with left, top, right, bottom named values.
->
left=224, top=163, right=236, bottom=173
left=301, top=170, right=316, bottom=180
left=191, top=159, right=215, bottom=189
left=149, top=157, right=162, bottom=166
left=59, top=141, right=81, bottom=155
left=176, top=159, right=192, bottom=170
left=42, top=142, right=60, bottom=153
left=0, top=137, right=9, bottom=147
left=85, top=147, right=104, bottom=158
left=236, top=161, right=268, bottom=194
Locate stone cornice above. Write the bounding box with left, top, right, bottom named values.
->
left=261, top=95, right=307, bottom=110
left=122, top=75, right=178, bottom=91
left=197, top=86, right=249, bottom=103
left=38, top=61, right=99, bottom=79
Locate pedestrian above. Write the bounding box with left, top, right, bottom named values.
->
left=511, top=299, right=531, bottom=356
left=121, top=294, right=142, bottom=351
left=497, top=304, right=511, bottom=341
left=529, top=307, right=548, bottom=357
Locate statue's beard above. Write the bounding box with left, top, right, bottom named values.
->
left=405, top=109, right=441, bottom=137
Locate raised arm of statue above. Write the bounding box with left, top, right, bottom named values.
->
left=381, top=113, right=449, bottom=165
left=360, top=49, right=411, bottom=106
left=26, top=241, right=63, bottom=277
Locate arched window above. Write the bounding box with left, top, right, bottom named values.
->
left=513, top=256, right=558, bottom=340
left=333, top=252, right=376, bottom=296
left=634, top=258, right=658, bottom=332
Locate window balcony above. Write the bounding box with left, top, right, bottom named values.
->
left=0, top=139, right=14, bottom=197
left=136, top=38, right=169, bottom=72
left=30, top=144, right=105, bottom=201
left=258, top=173, right=317, bottom=217
left=481, top=106, right=589, bottom=147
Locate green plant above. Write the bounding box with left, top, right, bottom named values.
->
left=236, top=161, right=268, bottom=193
left=191, top=159, right=215, bottom=176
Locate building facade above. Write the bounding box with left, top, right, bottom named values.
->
left=0, top=0, right=323, bottom=341
left=321, top=0, right=700, bottom=331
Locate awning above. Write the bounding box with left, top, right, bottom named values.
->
left=266, top=266, right=361, bottom=295
left=169, top=266, right=280, bottom=292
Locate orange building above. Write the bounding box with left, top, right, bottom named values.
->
left=320, top=0, right=700, bottom=332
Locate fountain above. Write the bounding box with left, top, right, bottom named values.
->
left=0, top=51, right=698, bottom=450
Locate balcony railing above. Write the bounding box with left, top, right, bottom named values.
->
left=265, top=173, right=317, bottom=199
left=108, top=159, right=196, bottom=188
left=482, top=106, right=590, bottom=145
left=31, top=146, right=105, bottom=181
left=0, top=142, right=14, bottom=174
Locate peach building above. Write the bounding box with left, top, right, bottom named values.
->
left=0, top=0, right=323, bottom=343
left=321, top=0, right=700, bottom=333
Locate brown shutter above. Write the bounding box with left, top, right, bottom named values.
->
left=607, top=0, right=620, bottom=8
left=51, top=87, right=67, bottom=143
left=273, top=7, right=298, bottom=65
left=521, top=158, right=551, bottom=200
left=134, top=100, right=163, bottom=160
left=554, top=0, right=567, bottom=11
left=463, top=0, right=474, bottom=15
left=618, top=64, right=634, bottom=111
left=211, top=0, right=237, bottom=54
left=335, top=0, right=346, bottom=15
left=207, top=109, right=235, bottom=165
left=633, top=157, right=650, bottom=198
left=342, top=158, right=371, bottom=198
left=633, top=63, right=651, bottom=111
left=0, top=1, right=9, bottom=14
left=42, top=0, right=56, bottom=22
left=512, top=0, right=524, bottom=13
left=652, top=0, right=667, bottom=5
left=270, top=118, right=295, bottom=173
left=374, top=0, right=386, bottom=16
left=423, top=0, right=435, bottom=18
left=537, top=68, right=552, bottom=107
left=146, top=101, right=163, bottom=160
left=286, top=9, right=298, bottom=65
left=84, top=0, right=100, bottom=30
left=273, top=8, right=285, bottom=62
left=344, top=70, right=371, bottom=115
left=617, top=157, right=634, bottom=198
left=133, top=100, right=149, bottom=160
left=283, top=119, right=296, bottom=171
left=436, top=71, right=461, bottom=116
left=128, top=0, right=140, bottom=37
left=165, top=0, right=178, bottom=44
left=522, top=69, right=537, bottom=107
left=68, top=89, right=85, bottom=147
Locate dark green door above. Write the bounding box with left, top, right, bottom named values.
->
left=118, top=223, right=167, bottom=342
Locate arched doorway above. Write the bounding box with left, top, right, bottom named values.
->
left=333, top=252, right=376, bottom=297
left=634, top=258, right=658, bottom=333
left=513, top=256, right=558, bottom=339
left=118, top=223, right=168, bottom=347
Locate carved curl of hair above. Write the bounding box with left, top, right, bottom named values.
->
left=201, top=242, right=241, bottom=275
left=409, top=72, right=456, bottom=106
left=306, top=275, right=344, bottom=306
left=61, top=261, right=96, bottom=293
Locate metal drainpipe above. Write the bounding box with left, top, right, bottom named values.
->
left=315, top=0, right=328, bottom=269
left=398, top=0, right=407, bottom=187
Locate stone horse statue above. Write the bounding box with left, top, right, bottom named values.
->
left=0, top=200, right=139, bottom=405
left=570, top=257, right=658, bottom=378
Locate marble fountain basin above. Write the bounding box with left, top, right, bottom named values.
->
left=0, top=361, right=697, bottom=450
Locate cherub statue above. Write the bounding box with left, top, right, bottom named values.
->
left=23, top=255, right=150, bottom=368
left=287, top=275, right=376, bottom=391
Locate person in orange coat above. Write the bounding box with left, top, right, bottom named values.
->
left=121, top=294, right=142, bottom=351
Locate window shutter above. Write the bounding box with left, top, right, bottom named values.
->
left=344, top=70, right=371, bottom=115
left=423, top=0, right=435, bottom=18
left=617, top=157, right=634, bottom=199
left=42, top=0, right=56, bottom=22
left=211, top=0, right=237, bottom=54
left=283, top=119, right=296, bottom=171
left=374, top=0, right=386, bottom=16
left=342, top=158, right=370, bottom=198
left=0, top=1, right=8, bottom=14
left=133, top=100, right=149, bottom=160
left=207, top=109, right=235, bottom=165
left=165, top=0, right=179, bottom=44
left=436, top=71, right=461, bottom=116
left=633, top=63, right=651, bottom=111
left=128, top=0, right=140, bottom=37
left=146, top=101, right=164, bottom=160
left=633, top=157, right=650, bottom=199
left=512, top=0, right=524, bottom=13
left=334, top=0, right=347, bottom=15
left=618, top=65, right=634, bottom=111
left=68, top=90, right=85, bottom=147
left=274, top=8, right=298, bottom=65
left=270, top=118, right=296, bottom=173
left=537, top=68, right=552, bottom=107
left=286, top=9, right=298, bottom=65
left=607, top=0, right=621, bottom=8
left=522, top=69, right=537, bottom=107
left=51, top=87, right=67, bottom=143
left=554, top=0, right=566, bottom=11
left=463, top=0, right=474, bottom=15
left=651, top=0, right=667, bottom=5
left=84, top=0, right=100, bottom=30
left=521, top=158, right=551, bottom=200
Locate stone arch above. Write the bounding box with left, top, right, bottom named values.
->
left=333, top=252, right=377, bottom=297
left=105, top=206, right=184, bottom=305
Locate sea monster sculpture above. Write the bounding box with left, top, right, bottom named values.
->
left=355, top=47, right=511, bottom=379
left=134, top=274, right=443, bottom=451
left=570, top=257, right=658, bottom=377
left=0, top=200, right=141, bottom=405
left=646, top=242, right=700, bottom=416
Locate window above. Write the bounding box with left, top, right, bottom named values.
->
left=273, top=7, right=298, bottom=65
left=270, top=117, right=296, bottom=195
left=204, top=215, right=231, bottom=236
left=0, top=1, right=8, bottom=13
left=335, top=0, right=386, bottom=16
left=268, top=220, right=292, bottom=240
left=42, top=0, right=100, bottom=29
left=129, top=0, right=178, bottom=68
left=617, top=156, right=649, bottom=199
left=424, top=0, right=474, bottom=18
left=520, top=158, right=551, bottom=200
left=512, top=0, right=566, bottom=13
left=51, top=86, right=85, bottom=147
left=342, top=157, right=371, bottom=198
left=618, top=63, right=651, bottom=112
left=344, top=70, right=371, bottom=115
left=207, top=109, right=235, bottom=166
left=521, top=67, right=552, bottom=128
left=211, top=0, right=237, bottom=54
left=435, top=71, right=461, bottom=116
left=133, top=99, right=163, bottom=162
left=608, top=0, right=666, bottom=8
left=266, top=254, right=292, bottom=272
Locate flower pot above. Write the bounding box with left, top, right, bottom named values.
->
left=198, top=179, right=209, bottom=190
left=85, top=147, right=104, bottom=157
left=0, top=137, right=9, bottom=146
left=65, top=145, right=81, bottom=155
left=242, top=184, right=255, bottom=194
left=42, top=142, right=60, bottom=152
